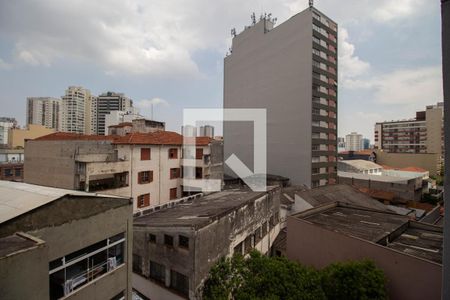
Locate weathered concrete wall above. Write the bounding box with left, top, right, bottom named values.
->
left=24, top=140, right=116, bottom=189
left=133, top=188, right=281, bottom=299
left=287, top=217, right=442, bottom=300
left=133, top=273, right=185, bottom=300
left=0, top=238, right=49, bottom=300
left=337, top=175, right=421, bottom=202
left=224, top=10, right=314, bottom=186
left=375, top=150, right=441, bottom=176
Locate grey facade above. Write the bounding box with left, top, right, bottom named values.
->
left=442, top=0, right=450, bottom=298
left=223, top=7, right=338, bottom=187
left=0, top=181, right=133, bottom=300
left=132, top=187, right=281, bottom=299
left=97, top=92, right=133, bottom=135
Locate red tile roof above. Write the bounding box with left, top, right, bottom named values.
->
left=400, top=166, right=428, bottom=173
left=112, top=131, right=212, bottom=146
left=33, top=132, right=116, bottom=141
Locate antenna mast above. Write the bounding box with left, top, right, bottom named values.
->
left=309, top=0, right=314, bottom=8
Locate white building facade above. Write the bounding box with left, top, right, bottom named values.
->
left=345, top=132, right=363, bottom=151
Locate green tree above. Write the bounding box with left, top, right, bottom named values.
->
left=321, top=260, right=387, bottom=300
left=202, top=252, right=387, bottom=300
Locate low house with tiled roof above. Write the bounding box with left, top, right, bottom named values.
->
left=24, top=131, right=223, bottom=212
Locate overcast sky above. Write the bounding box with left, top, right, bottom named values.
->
left=0, top=0, right=443, bottom=140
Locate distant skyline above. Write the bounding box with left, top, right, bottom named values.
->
left=0, top=0, right=443, bottom=138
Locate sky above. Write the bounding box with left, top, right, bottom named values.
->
left=0, top=0, right=444, bottom=140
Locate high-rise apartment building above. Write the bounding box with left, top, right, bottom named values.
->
left=0, top=117, right=17, bottom=145
left=96, top=92, right=133, bottom=135
left=61, top=86, right=95, bottom=134
left=345, top=132, right=363, bottom=151
left=374, top=103, right=444, bottom=154
left=199, top=125, right=215, bottom=137
left=26, top=97, right=61, bottom=130
left=223, top=5, right=338, bottom=187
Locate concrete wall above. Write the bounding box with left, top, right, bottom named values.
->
left=8, top=124, right=54, bottom=148
left=337, top=175, right=421, bottom=202
left=0, top=196, right=133, bottom=300
left=425, top=106, right=443, bottom=155
left=133, top=188, right=281, bottom=299
left=375, top=150, right=441, bottom=176
left=287, top=217, right=442, bottom=300
left=0, top=237, right=49, bottom=300
left=24, top=140, right=116, bottom=189
left=224, top=10, right=313, bottom=186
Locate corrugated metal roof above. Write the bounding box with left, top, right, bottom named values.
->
left=0, top=181, right=120, bottom=224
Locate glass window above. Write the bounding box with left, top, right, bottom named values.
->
left=149, top=260, right=166, bottom=283
left=179, top=235, right=189, bottom=249
left=170, top=270, right=189, bottom=296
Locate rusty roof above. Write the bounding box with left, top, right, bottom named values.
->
left=112, top=131, right=212, bottom=146
left=33, top=132, right=116, bottom=141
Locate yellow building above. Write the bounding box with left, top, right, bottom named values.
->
left=8, top=124, right=54, bottom=149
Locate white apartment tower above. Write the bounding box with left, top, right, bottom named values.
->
left=26, top=97, right=61, bottom=130
left=345, top=132, right=363, bottom=151
left=61, top=86, right=96, bottom=134
left=224, top=6, right=338, bottom=187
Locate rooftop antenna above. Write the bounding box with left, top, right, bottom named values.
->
left=251, top=12, right=256, bottom=25
left=231, top=28, right=236, bottom=37
left=309, top=0, right=314, bottom=8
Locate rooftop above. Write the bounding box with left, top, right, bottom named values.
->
left=338, top=149, right=374, bottom=155
left=113, top=131, right=212, bottom=146
left=296, top=203, right=408, bottom=242
left=134, top=187, right=277, bottom=229
left=338, top=159, right=382, bottom=171
left=294, top=184, right=390, bottom=211
left=338, top=171, right=417, bottom=184
left=108, top=122, right=133, bottom=128
left=0, top=233, right=43, bottom=259
left=34, top=132, right=116, bottom=141
left=0, top=181, right=123, bottom=224
left=292, top=202, right=443, bottom=264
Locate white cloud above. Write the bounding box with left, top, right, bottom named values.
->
left=344, top=66, right=443, bottom=105
left=136, top=98, right=170, bottom=109
left=339, top=28, right=370, bottom=83
left=372, top=0, right=428, bottom=22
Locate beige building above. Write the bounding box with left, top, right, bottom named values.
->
left=24, top=131, right=223, bottom=213
left=27, top=97, right=61, bottom=130
left=375, top=103, right=443, bottom=155
left=8, top=124, right=54, bottom=148
left=374, top=149, right=442, bottom=176
left=0, top=181, right=133, bottom=300
left=61, top=86, right=97, bottom=135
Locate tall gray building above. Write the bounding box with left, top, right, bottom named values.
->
left=224, top=5, right=338, bottom=187
left=441, top=0, right=449, bottom=298
left=96, top=92, right=133, bottom=135
left=27, top=97, right=61, bottom=130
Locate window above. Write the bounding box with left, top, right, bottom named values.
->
left=49, top=233, right=126, bottom=299
left=179, top=235, right=189, bottom=249
left=138, top=171, right=153, bottom=184
left=234, top=242, right=243, bottom=255
left=244, top=235, right=253, bottom=254
left=141, top=148, right=151, bottom=160
left=3, top=168, right=12, bottom=177
left=133, top=254, right=142, bottom=274
left=170, top=168, right=181, bottom=179
left=168, top=148, right=178, bottom=159
left=170, top=187, right=178, bottom=200
left=261, top=222, right=268, bottom=236
left=149, top=260, right=166, bottom=283
left=195, top=167, right=203, bottom=179
left=164, top=234, right=173, bottom=247
left=137, top=194, right=150, bottom=208
left=196, top=148, right=203, bottom=159
left=148, top=234, right=156, bottom=243
left=170, top=270, right=189, bottom=296
left=14, top=168, right=22, bottom=177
